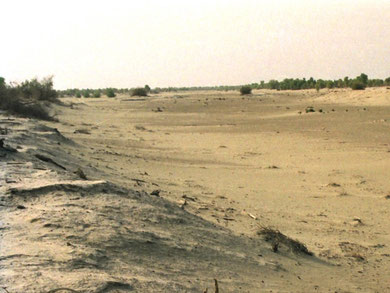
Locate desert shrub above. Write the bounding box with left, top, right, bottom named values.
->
left=93, top=91, right=101, bottom=98
left=350, top=80, right=366, bottom=90
left=305, top=106, right=315, bottom=113
left=82, top=90, right=90, bottom=98
left=17, top=76, right=58, bottom=102
left=131, top=88, right=148, bottom=97
left=357, top=73, right=368, bottom=86
left=258, top=225, right=312, bottom=255
left=106, top=88, right=116, bottom=97
left=0, top=77, right=56, bottom=120
left=75, top=92, right=81, bottom=98
left=144, top=85, right=151, bottom=93
left=240, top=86, right=252, bottom=95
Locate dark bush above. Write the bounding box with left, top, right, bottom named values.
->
left=82, top=90, right=90, bottom=98
left=0, top=76, right=57, bottom=120
left=240, top=86, right=252, bottom=95
left=131, top=88, right=148, bottom=97
left=93, top=91, right=101, bottom=98
left=350, top=80, right=366, bottom=90
left=17, top=76, right=58, bottom=102
left=106, top=88, right=116, bottom=97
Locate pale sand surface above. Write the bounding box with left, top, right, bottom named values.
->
left=1, top=87, right=390, bottom=292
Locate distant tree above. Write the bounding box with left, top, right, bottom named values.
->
left=106, top=88, right=116, bottom=97
left=132, top=87, right=148, bottom=96
left=240, top=86, right=252, bottom=95
left=385, top=77, right=390, bottom=86
left=259, top=80, right=265, bottom=89
left=326, top=80, right=335, bottom=89
left=344, top=76, right=350, bottom=87
left=350, top=80, right=366, bottom=90
left=316, top=79, right=326, bottom=89
left=357, top=73, right=368, bottom=86
left=93, top=90, right=101, bottom=98
left=268, top=80, right=280, bottom=90
left=82, top=90, right=90, bottom=98
left=144, top=85, right=151, bottom=93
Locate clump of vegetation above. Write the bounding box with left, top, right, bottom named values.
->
left=131, top=87, right=148, bottom=97
left=105, top=88, right=116, bottom=97
left=305, top=106, right=315, bottom=113
left=0, top=76, right=58, bottom=120
left=350, top=80, right=366, bottom=90
left=82, top=90, right=90, bottom=98
left=240, top=86, right=252, bottom=95
left=258, top=225, right=313, bottom=255
left=93, top=90, right=101, bottom=98
left=16, top=76, right=58, bottom=102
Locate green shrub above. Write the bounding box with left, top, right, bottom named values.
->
left=75, top=92, right=81, bottom=98
left=131, top=88, right=148, bottom=97
left=82, top=90, right=90, bottom=98
left=106, top=88, right=116, bottom=97
left=240, top=86, right=252, bottom=95
left=93, top=91, right=101, bottom=98
left=17, top=76, right=58, bottom=102
left=350, top=80, right=366, bottom=90
left=0, top=77, right=56, bottom=120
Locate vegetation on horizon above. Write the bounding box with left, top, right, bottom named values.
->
left=240, top=86, right=252, bottom=95
left=57, top=73, right=390, bottom=97
left=131, top=87, right=148, bottom=97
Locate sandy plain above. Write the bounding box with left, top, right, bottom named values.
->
left=1, top=87, right=390, bottom=292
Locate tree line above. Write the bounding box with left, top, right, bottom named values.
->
left=59, top=73, right=389, bottom=96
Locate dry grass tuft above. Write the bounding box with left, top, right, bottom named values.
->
left=257, top=225, right=313, bottom=255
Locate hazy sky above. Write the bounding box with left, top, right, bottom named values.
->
left=1, top=0, right=389, bottom=89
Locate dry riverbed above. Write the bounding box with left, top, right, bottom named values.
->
left=1, top=87, right=390, bottom=292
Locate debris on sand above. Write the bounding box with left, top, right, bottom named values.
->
left=0, top=138, right=17, bottom=152
left=257, top=226, right=313, bottom=256
left=74, top=167, right=88, bottom=180
left=351, top=217, right=364, bottom=226
left=267, top=165, right=280, bottom=169
left=247, top=212, right=257, bottom=220
left=305, top=106, right=315, bottom=113
left=74, top=128, right=91, bottom=134
left=182, top=194, right=196, bottom=202
left=327, top=182, right=341, bottom=187
left=35, top=154, right=66, bottom=170
left=153, top=107, right=163, bottom=112
left=150, top=189, right=161, bottom=196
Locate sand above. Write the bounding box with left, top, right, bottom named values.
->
left=1, top=87, right=390, bottom=292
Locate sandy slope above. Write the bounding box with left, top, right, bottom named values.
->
left=0, top=118, right=338, bottom=292
left=1, top=87, right=390, bottom=292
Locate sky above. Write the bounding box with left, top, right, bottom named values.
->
left=1, top=0, right=389, bottom=89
